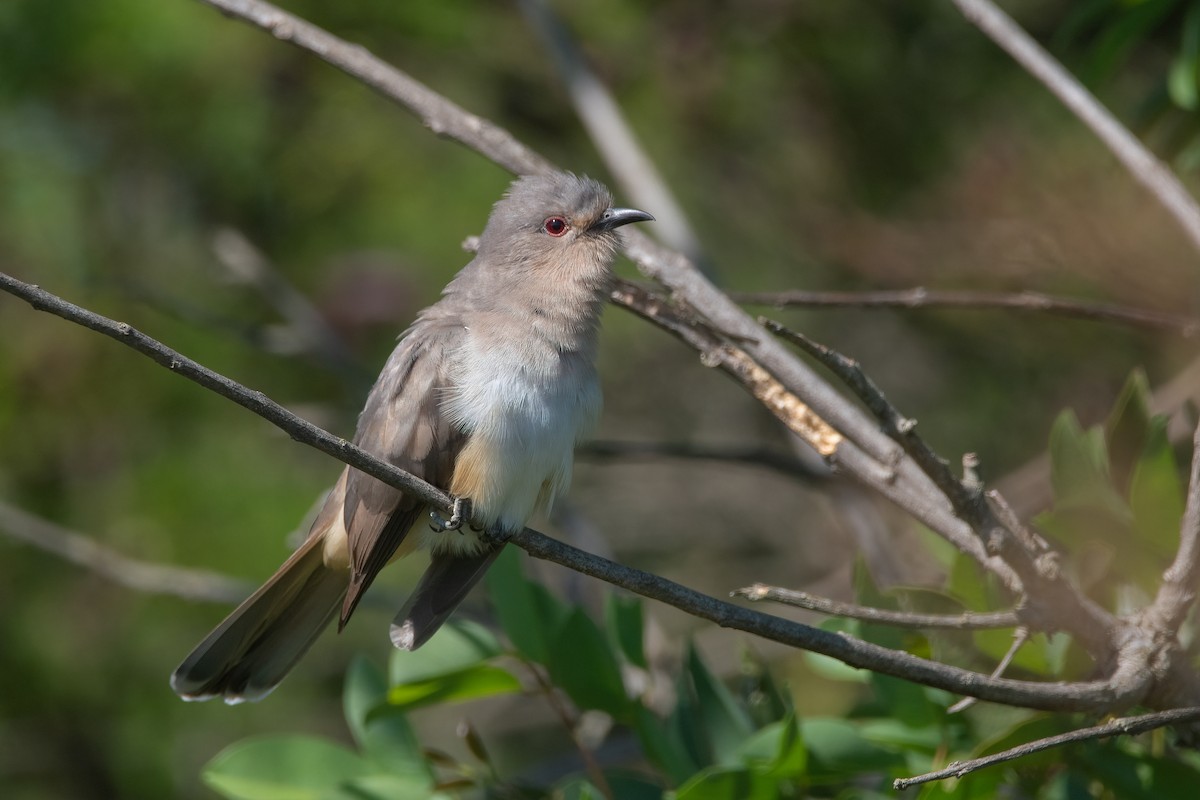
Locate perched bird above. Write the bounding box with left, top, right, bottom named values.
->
left=171, top=173, right=653, bottom=703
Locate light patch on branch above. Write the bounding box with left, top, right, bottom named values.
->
left=725, top=348, right=842, bottom=457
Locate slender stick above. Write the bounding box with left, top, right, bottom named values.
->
left=577, top=440, right=828, bottom=483
left=0, top=271, right=456, bottom=518
left=952, top=0, right=1200, bottom=261
left=0, top=499, right=250, bottom=604
left=894, top=707, right=1200, bottom=789
left=733, top=584, right=1019, bottom=630
left=732, top=287, right=1200, bottom=337
left=947, top=627, right=1030, bottom=714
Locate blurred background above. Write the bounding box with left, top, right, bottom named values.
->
left=3, top=0, right=1200, bottom=797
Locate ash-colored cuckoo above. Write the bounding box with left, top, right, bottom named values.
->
left=171, top=173, right=653, bottom=703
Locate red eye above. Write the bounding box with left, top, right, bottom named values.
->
left=543, top=217, right=569, bottom=236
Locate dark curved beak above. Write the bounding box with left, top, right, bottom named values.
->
left=591, top=207, right=655, bottom=232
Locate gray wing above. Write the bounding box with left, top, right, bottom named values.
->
left=339, top=318, right=466, bottom=626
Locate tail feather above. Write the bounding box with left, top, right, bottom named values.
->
left=170, top=535, right=349, bottom=704
left=390, top=545, right=503, bottom=651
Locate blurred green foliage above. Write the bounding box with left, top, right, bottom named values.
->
left=4, top=0, right=1200, bottom=798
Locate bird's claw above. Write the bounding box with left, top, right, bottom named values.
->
left=429, top=497, right=471, bottom=533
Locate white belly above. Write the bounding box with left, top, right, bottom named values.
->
left=435, top=332, right=601, bottom=549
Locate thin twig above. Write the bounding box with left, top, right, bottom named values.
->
left=760, top=317, right=979, bottom=517
left=733, top=583, right=1018, bottom=630
left=524, top=660, right=614, bottom=800
left=732, top=287, right=1200, bottom=337
left=612, top=281, right=1020, bottom=588
left=0, top=271, right=1133, bottom=713
left=761, top=317, right=1117, bottom=657
left=577, top=440, right=828, bottom=483
left=952, top=0, right=1200, bottom=261
left=196, top=0, right=550, bottom=176
left=0, top=497, right=402, bottom=611
left=0, top=499, right=251, bottom=604
left=210, top=227, right=364, bottom=382
left=893, top=706, right=1200, bottom=789
left=0, top=271, right=457, bottom=520
left=947, top=627, right=1030, bottom=714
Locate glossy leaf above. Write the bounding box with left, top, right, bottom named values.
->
left=632, top=703, right=700, bottom=785
left=342, top=658, right=426, bottom=774
left=203, top=736, right=372, bottom=800
left=671, top=765, right=778, bottom=800
left=546, top=607, right=631, bottom=717
left=800, top=718, right=905, bottom=781
left=388, top=618, right=501, bottom=686
left=684, top=643, right=755, bottom=766
left=486, top=546, right=567, bottom=663
left=605, top=592, right=647, bottom=668
left=735, top=714, right=807, bottom=779
left=385, top=663, right=521, bottom=713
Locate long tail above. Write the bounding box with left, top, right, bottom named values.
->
left=170, top=534, right=349, bottom=704
left=389, top=544, right=503, bottom=650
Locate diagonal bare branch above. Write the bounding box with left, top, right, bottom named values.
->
left=952, top=0, right=1200, bottom=261
left=894, top=706, right=1200, bottom=789
left=0, top=499, right=251, bottom=604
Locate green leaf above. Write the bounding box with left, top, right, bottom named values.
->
left=546, top=607, right=631, bottom=717
left=859, top=718, right=944, bottom=751
left=603, top=773, right=669, bottom=800
left=800, top=718, right=905, bottom=780
left=605, top=592, right=647, bottom=668
left=486, top=546, right=568, bottom=663
left=343, top=656, right=387, bottom=750
left=671, top=766, right=778, bottom=800
left=684, top=643, right=756, bottom=766
left=337, top=774, right=439, bottom=800
left=1129, top=417, right=1184, bottom=562
left=1169, top=3, right=1200, bottom=110
left=735, top=715, right=807, bottom=779
left=634, top=705, right=702, bottom=786
left=388, top=618, right=501, bottom=686
left=202, top=736, right=371, bottom=800
left=1105, top=369, right=1153, bottom=492
left=1048, top=410, right=1118, bottom=512
left=343, top=658, right=427, bottom=774
left=555, top=778, right=607, bottom=800
left=385, top=663, right=521, bottom=713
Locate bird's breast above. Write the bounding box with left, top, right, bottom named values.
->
left=437, top=329, right=601, bottom=545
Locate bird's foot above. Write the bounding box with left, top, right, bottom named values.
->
left=429, top=497, right=471, bottom=533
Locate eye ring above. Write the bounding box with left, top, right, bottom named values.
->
left=543, top=216, right=569, bottom=237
